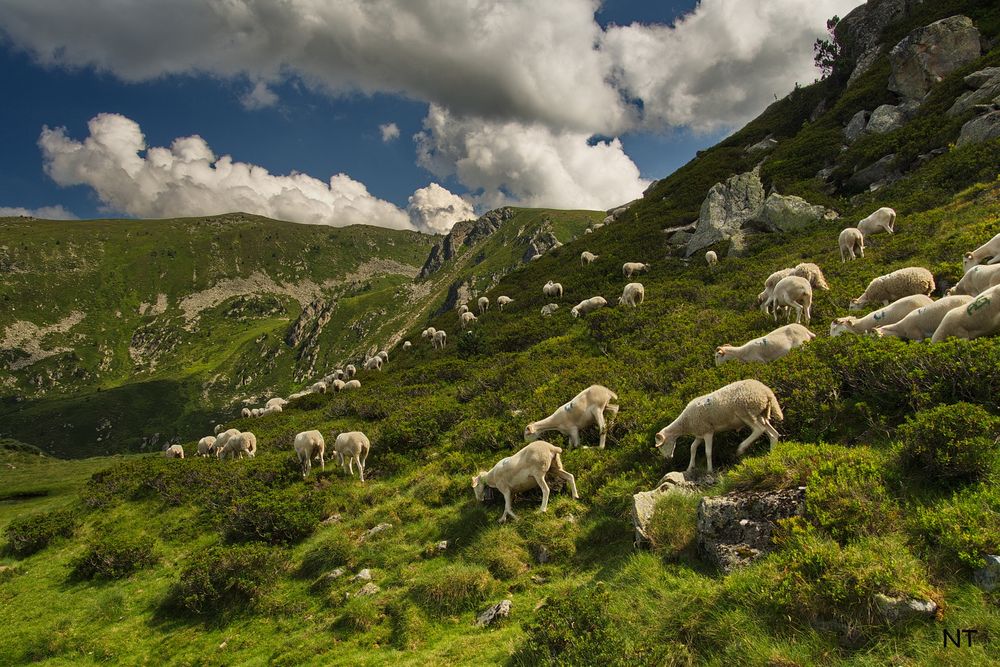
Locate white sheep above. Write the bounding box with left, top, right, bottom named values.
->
left=931, top=286, right=1000, bottom=342
left=839, top=227, right=865, bottom=262
left=213, top=424, right=225, bottom=435
left=433, top=330, right=447, bottom=349
left=622, top=262, right=650, bottom=279
left=543, top=280, right=563, bottom=298
left=946, top=263, right=1000, bottom=297
left=857, top=206, right=896, bottom=238
left=497, top=296, right=513, bottom=311
left=332, top=379, right=347, bottom=392
left=221, top=431, right=257, bottom=459
left=294, top=430, right=325, bottom=478
left=792, top=262, right=830, bottom=291
left=421, top=327, right=437, bottom=340
left=251, top=408, right=262, bottom=418
left=764, top=276, right=813, bottom=323
left=758, top=268, right=795, bottom=315
left=457, top=305, right=470, bottom=316
left=377, top=350, right=389, bottom=362
left=164, top=444, right=185, bottom=459
left=311, top=381, right=328, bottom=394
left=570, top=296, right=607, bottom=318
left=618, top=282, right=644, bottom=307
left=874, top=295, right=973, bottom=341
left=540, top=303, right=560, bottom=317
left=963, top=232, right=1000, bottom=272
left=831, top=294, right=934, bottom=336
left=478, top=296, right=490, bottom=314
left=287, top=391, right=308, bottom=401
left=714, top=323, right=815, bottom=365
left=364, top=356, right=383, bottom=371
left=705, top=250, right=718, bottom=267
left=214, top=428, right=240, bottom=456
left=472, top=441, right=579, bottom=523
left=524, top=384, right=619, bottom=449
left=196, top=436, right=217, bottom=457
left=345, top=364, right=357, bottom=378
left=265, top=397, right=287, bottom=410
left=654, top=379, right=783, bottom=474
left=402, top=341, right=412, bottom=350
left=461, top=311, right=478, bottom=329
left=333, top=431, right=370, bottom=482
left=241, top=407, right=252, bottom=418
left=581, top=251, right=599, bottom=265
left=343, top=379, right=362, bottom=390
left=849, top=267, right=935, bottom=311
left=262, top=404, right=282, bottom=416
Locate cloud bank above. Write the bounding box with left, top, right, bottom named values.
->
left=0, top=205, right=77, bottom=219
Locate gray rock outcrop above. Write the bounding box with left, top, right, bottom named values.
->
left=874, top=593, right=938, bottom=622
left=685, top=165, right=765, bottom=256
left=475, top=600, right=512, bottom=627
left=631, top=472, right=699, bottom=547
left=419, top=207, right=515, bottom=278
left=848, top=154, right=902, bottom=191
left=746, top=136, right=778, bottom=154
left=957, top=110, right=1000, bottom=148
left=697, top=487, right=805, bottom=572
left=866, top=104, right=907, bottom=134
left=523, top=220, right=562, bottom=262
left=754, top=193, right=839, bottom=233
left=844, top=110, right=869, bottom=144
left=836, top=0, right=925, bottom=86
left=949, top=67, right=1000, bottom=116
left=973, top=554, right=1000, bottom=592
left=888, top=15, right=982, bottom=101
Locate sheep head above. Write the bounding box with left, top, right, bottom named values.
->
left=848, top=298, right=866, bottom=311
left=714, top=346, right=733, bottom=366
left=471, top=473, right=488, bottom=502
left=829, top=317, right=856, bottom=337
left=653, top=429, right=677, bottom=459
left=523, top=423, right=541, bottom=442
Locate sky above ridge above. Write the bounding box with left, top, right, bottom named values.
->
left=0, top=0, right=859, bottom=233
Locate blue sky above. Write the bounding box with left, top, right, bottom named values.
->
left=0, top=0, right=852, bottom=231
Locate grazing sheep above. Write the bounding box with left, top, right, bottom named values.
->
left=497, top=296, right=513, bottom=311
left=931, top=286, right=1000, bottom=342
left=461, top=311, right=478, bottom=329
left=714, top=324, right=816, bottom=365
left=377, top=350, right=389, bottom=362
left=792, top=263, right=829, bottom=291
left=849, top=267, right=935, bottom=311
left=197, top=436, right=217, bottom=457
left=524, top=384, right=619, bottom=449
left=343, top=379, right=362, bottom=390
left=164, top=444, right=185, bottom=459
left=265, top=397, right=287, bottom=410
left=622, top=262, right=650, bottom=279
left=857, top=207, right=896, bottom=238
left=421, top=327, right=437, bottom=340
left=287, top=391, right=308, bottom=401
left=705, top=250, right=718, bottom=267
left=345, top=364, right=357, bottom=378
left=963, top=232, right=1000, bottom=272
left=293, top=430, right=325, bottom=478
left=478, top=296, right=490, bottom=314
left=402, top=341, right=412, bottom=350
left=946, top=263, right=1000, bottom=297
left=831, top=294, right=934, bottom=336
left=251, top=408, right=262, bottom=417
left=570, top=296, right=607, bottom=318
left=758, top=268, right=795, bottom=315
left=364, top=356, right=383, bottom=371
left=311, top=381, right=328, bottom=394
left=222, top=431, right=257, bottom=460
left=241, top=407, right=252, bottom=418
left=333, top=431, right=371, bottom=482
left=213, top=424, right=225, bottom=435
left=618, top=282, right=645, bottom=307
left=874, top=295, right=973, bottom=341
left=432, top=329, right=447, bottom=349
left=839, top=227, right=865, bottom=262
left=764, top=276, right=813, bottom=323
left=214, top=428, right=240, bottom=454
left=332, top=379, right=347, bottom=392
left=457, top=305, right=470, bottom=317
left=654, top=379, right=783, bottom=474
left=262, top=404, right=282, bottom=416
left=540, top=303, right=560, bottom=317
left=581, top=251, right=599, bottom=265
left=472, top=441, right=579, bottom=523
left=543, top=281, right=563, bottom=298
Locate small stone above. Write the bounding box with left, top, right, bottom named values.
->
left=364, top=522, right=392, bottom=539
left=219, top=641, right=228, bottom=649
left=973, top=554, right=1000, bottom=592
left=475, top=599, right=512, bottom=627
left=436, top=540, right=449, bottom=552
left=356, top=583, right=381, bottom=597
left=320, top=513, right=341, bottom=525
left=324, top=567, right=345, bottom=581
left=874, top=593, right=937, bottom=622
left=535, top=545, right=549, bottom=564
left=531, top=575, right=548, bottom=585
left=354, top=568, right=372, bottom=582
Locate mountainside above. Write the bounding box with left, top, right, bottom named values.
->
left=2, top=1, right=1000, bottom=665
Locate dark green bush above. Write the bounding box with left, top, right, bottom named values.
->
left=898, top=403, right=1000, bottom=485
left=222, top=486, right=325, bottom=545
left=805, top=448, right=896, bottom=542
left=409, top=562, right=495, bottom=614
left=71, top=532, right=158, bottom=580
left=169, top=543, right=284, bottom=615
left=3, top=508, right=79, bottom=558
left=914, top=483, right=1000, bottom=570
left=453, top=417, right=519, bottom=452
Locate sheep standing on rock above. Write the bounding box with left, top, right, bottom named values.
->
left=343, top=379, right=362, bottom=390
left=478, top=296, right=490, bottom=314
left=705, top=251, right=718, bottom=267
left=164, top=444, right=185, bottom=459
left=857, top=207, right=896, bottom=238
left=831, top=294, right=934, bottom=336
left=619, top=282, right=644, bottom=307
left=839, top=228, right=865, bottom=262
left=849, top=267, right=935, bottom=311
left=623, top=262, right=650, bottom=279
left=197, top=436, right=217, bottom=457
left=333, top=431, right=371, bottom=482
left=654, top=379, right=783, bottom=474
left=963, top=232, right=1000, bottom=272
left=764, top=276, right=813, bottom=323
left=524, top=384, right=619, bottom=449
left=792, top=263, right=829, bottom=291
left=581, top=251, right=599, bottom=265
left=947, top=263, right=1000, bottom=297
left=931, top=285, right=1000, bottom=342
left=543, top=281, right=563, bottom=298
left=570, top=296, right=607, bottom=318
left=497, top=296, right=513, bottom=311
left=472, top=441, right=579, bottom=523
left=874, top=295, right=973, bottom=341
left=541, top=303, right=560, bottom=317
left=433, top=330, right=447, bottom=349
left=294, top=430, right=325, bottom=478
left=715, top=324, right=815, bottom=365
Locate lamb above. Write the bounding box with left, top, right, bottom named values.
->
left=714, top=324, right=815, bottom=365
left=432, top=330, right=447, bottom=349
left=213, top=424, right=225, bottom=435
left=705, top=251, right=718, bottom=267
left=931, top=285, right=1000, bottom=342
left=839, top=227, right=865, bottom=262
left=421, top=327, right=437, bottom=340
left=262, top=404, right=282, bottom=416
left=654, top=379, right=783, bottom=474
left=472, top=441, right=579, bottom=523
left=241, top=407, right=252, bottom=418
left=618, top=282, right=644, bottom=307
left=792, top=262, right=829, bottom=291
left=197, top=436, right=217, bottom=457
left=343, top=379, right=362, bottom=390
left=497, top=296, right=513, bottom=311
left=461, top=311, right=478, bottom=329
left=164, top=444, right=185, bottom=459
left=874, top=295, right=973, bottom=341
left=946, top=263, right=1000, bottom=297
left=364, top=356, right=383, bottom=371
left=402, top=341, right=412, bottom=350
left=311, top=381, right=328, bottom=394
left=332, top=379, right=347, bottom=392
left=214, top=428, right=240, bottom=456
left=345, top=364, right=357, bottom=378
left=221, top=431, right=257, bottom=459
left=540, top=303, right=560, bottom=317
left=963, top=232, right=1000, bottom=272
left=622, top=262, right=650, bottom=279
left=333, top=431, right=371, bottom=482
left=543, top=281, right=563, bottom=298
left=831, top=294, right=934, bottom=336
left=251, top=408, right=262, bottom=417
left=581, top=251, right=599, bottom=265
left=293, top=430, right=325, bottom=478
left=857, top=206, right=896, bottom=238
left=524, top=384, right=619, bottom=449
left=758, top=268, right=795, bottom=315
left=265, top=397, right=287, bottom=410
left=763, top=276, right=813, bottom=323
left=457, top=305, right=470, bottom=316
left=849, top=267, right=935, bottom=311
left=570, top=296, right=607, bottom=318
left=478, top=296, right=490, bottom=314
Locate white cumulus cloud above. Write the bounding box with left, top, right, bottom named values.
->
left=379, top=122, right=400, bottom=143
left=0, top=205, right=77, bottom=219
left=406, top=183, right=474, bottom=234
left=240, top=81, right=279, bottom=110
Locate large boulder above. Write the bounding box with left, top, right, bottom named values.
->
left=697, top=487, right=805, bottom=572
left=685, top=165, right=765, bottom=256
left=847, top=154, right=902, bottom=191
left=888, top=15, right=982, bottom=101
left=754, top=194, right=839, bottom=233
left=866, top=104, right=907, bottom=134
left=746, top=136, right=778, bottom=154
left=956, top=110, right=1000, bottom=148
left=949, top=68, right=1000, bottom=116
left=836, top=0, right=924, bottom=87
left=844, top=110, right=869, bottom=144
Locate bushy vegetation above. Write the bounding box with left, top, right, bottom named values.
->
left=409, top=562, right=496, bottom=614
left=71, top=532, right=159, bottom=580
left=167, top=544, right=284, bottom=616
left=898, top=403, right=1000, bottom=485
left=3, top=508, right=78, bottom=557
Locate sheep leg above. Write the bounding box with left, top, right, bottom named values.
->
left=858, top=244, right=864, bottom=258
left=554, top=469, right=579, bottom=499
left=500, top=490, right=517, bottom=523
left=360, top=447, right=368, bottom=469
left=535, top=474, right=551, bottom=512
left=704, top=433, right=715, bottom=473
left=319, top=452, right=325, bottom=472
left=347, top=457, right=355, bottom=476
left=736, top=424, right=766, bottom=456
left=686, top=437, right=703, bottom=473
left=355, top=454, right=365, bottom=483
left=569, top=427, right=580, bottom=448
left=986, top=255, right=1000, bottom=265
left=594, top=409, right=607, bottom=449
left=762, top=420, right=780, bottom=450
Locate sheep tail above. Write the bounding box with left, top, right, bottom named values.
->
left=608, top=389, right=619, bottom=401
left=767, top=391, right=784, bottom=422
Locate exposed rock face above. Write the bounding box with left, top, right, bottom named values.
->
left=874, top=594, right=938, bottom=621
left=848, top=154, right=901, bottom=191
left=949, top=67, right=1000, bottom=116
left=285, top=298, right=335, bottom=381
left=973, top=554, right=1000, bottom=592
left=888, top=15, right=982, bottom=101
left=697, top=487, right=805, bottom=572
left=866, top=104, right=907, bottom=134
left=631, top=472, right=699, bottom=547
left=957, top=110, right=1000, bottom=147
left=685, top=165, right=765, bottom=256
left=475, top=600, right=512, bottom=627
left=419, top=207, right=515, bottom=277
left=844, top=110, right=869, bottom=144
left=523, top=220, right=562, bottom=262
left=754, top=193, right=839, bottom=233
left=746, top=136, right=778, bottom=153
left=836, top=0, right=924, bottom=86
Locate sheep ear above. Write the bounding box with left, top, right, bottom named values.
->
left=964, top=252, right=973, bottom=259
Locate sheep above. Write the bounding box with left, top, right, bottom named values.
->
left=343, top=379, right=362, bottom=390
left=705, top=250, right=718, bottom=267
left=946, top=263, right=1000, bottom=297
left=622, top=262, right=650, bottom=279
left=524, top=384, right=619, bottom=449
left=332, top=379, right=347, bottom=392
left=540, top=303, right=560, bottom=317
left=543, top=281, right=563, bottom=298
left=402, top=341, right=412, bottom=350
left=472, top=441, right=579, bottom=523
left=931, top=285, right=1000, bottom=342
left=874, top=295, right=973, bottom=341
left=831, top=294, right=934, bottom=336
left=478, top=296, right=490, bottom=314
left=963, top=232, right=1000, bottom=272
left=839, top=227, right=865, bottom=262
left=164, top=444, right=185, bottom=459
left=461, top=311, right=478, bottom=329
left=764, top=276, right=812, bottom=323
left=213, top=424, right=225, bottom=435
left=421, top=327, right=437, bottom=340
left=287, top=391, right=308, bottom=401
left=849, top=267, right=935, bottom=311
left=377, top=350, right=389, bottom=362
left=345, top=364, right=357, bottom=378
left=432, top=330, right=447, bottom=349
left=497, top=296, right=513, bottom=311
left=265, top=397, right=287, bottom=410
left=251, top=408, right=262, bottom=418
left=262, top=404, right=282, bottom=416
left=654, top=379, right=783, bottom=474
left=581, top=251, right=599, bottom=265
left=293, top=430, right=325, bottom=478
left=364, top=356, right=383, bottom=371
left=618, top=282, right=644, bottom=307
left=333, top=431, right=371, bottom=482
left=214, top=428, right=240, bottom=456
left=792, top=262, right=829, bottom=291
left=714, top=323, right=816, bottom=365
left=221, top=431, right=257, bottom=459
left=311, top=381, right=328, bottom=394
left=857, top=206, right=896, bottom=238
left=241, top=407, right=252, bottom=418
left=758, top=268, right=795, bottom=315
left=570, top=296, right=607, bottom=318
left=196, top=436, right=217, bottom=457
left=457, top=305, right=469, bottom=317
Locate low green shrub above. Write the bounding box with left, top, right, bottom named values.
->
left=387, top=600, right=426, bottom=650
left=297, top=528, right=354, bottom=579
left=169, top=543, right=284, bottom=616
left=725, top=441, right=829, bottom=491
left=914, top=483, right=1000, bottom=570
left=518, top=510, right=581, bottom=564
left=3, top=508, right=79, bottom=558
left=898, top=403, right=1000, bottom=485
left=339, top=595, right=385, bottom=632
left=805, top=448, right=896, bottom=543
left=645, top=491, right=700, bottom=559
left=222, top=486, right=325, bottom=545
left=464, top=525, right=531, bottom=580
left=453, top=417, right=519, bottom=453
left=71, top=532, right=158, bottom=580
left=410, top=562, right=496, bottom=614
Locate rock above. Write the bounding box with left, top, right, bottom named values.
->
left=419, top=207, right=515, bottom=278
left=685, top=165, right=765, bottom=256
left=957, top=110, right=1000, bottom=147
left=697, top=487, right=805, bottom=572
left=966, top=67, right=1000, bottom=89
left=844, top=110, right=869, bottom=144
left=475, top=599, right=512, bottom=627
left=631, top=476, right=699, bottom=547
left=522, top=220, right=562, bottom=262
left=874, top=593, right=937, bottom=622
left=866, top=104, right=907, bottom=134
left=435, top=540, right=449, bottom=552
left=754, top=193, right=838, bottom=233
left=889, top=15, right=982, bottom=101
left=535, top=545, right=549, bottom=564
left=847, top=48, right=883, bottom=88
left=320, top=513, right=342, bottom=525
left=847, top=154, right=901, bottom=191
left=354, top=568, right=372, bottom=582
left=356, top=582, right=381, bottom=597
left=949, top=68, right=1000, bottom=116
left=364, top=523, right=392, bottom=539
left=973, top=554, right=1000, bottom=592
left=746, top=136, right=778, bottom=153
left=726, top=231, right=752, bottom=258
left=667, top=230, right=693, bottom=248
left=324, top=567, right=346, bottom=581
left=816, top=167, right=836, bottom=182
